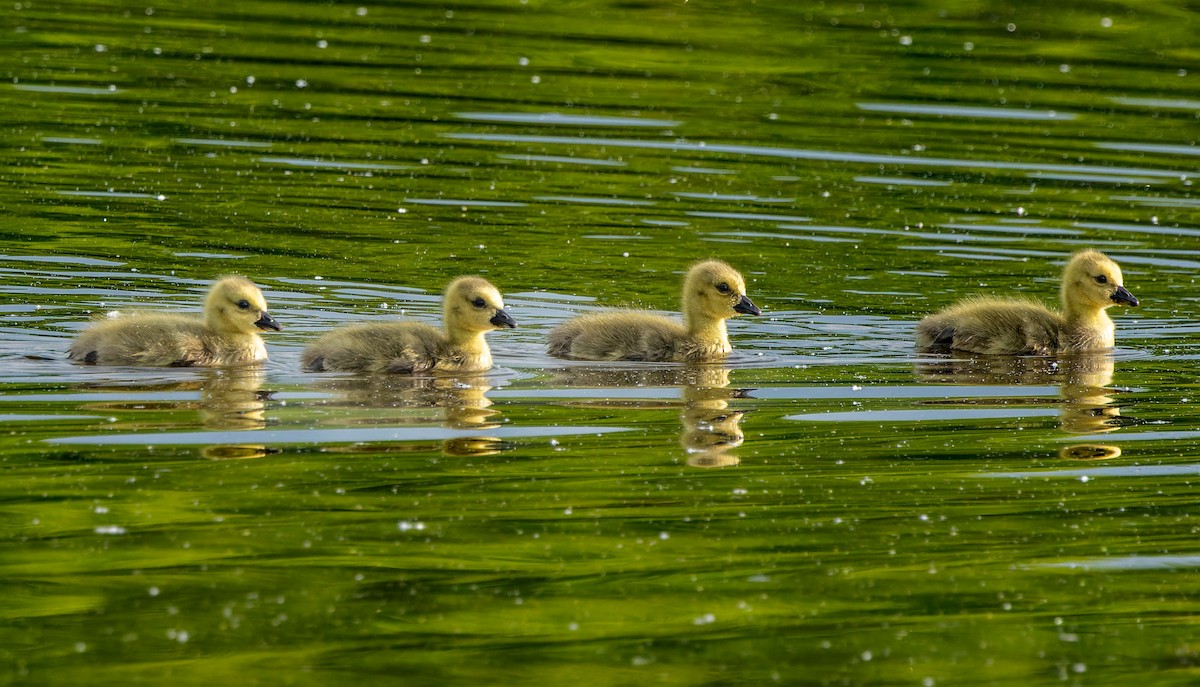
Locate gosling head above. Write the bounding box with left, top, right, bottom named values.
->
left=443, top=276, right=517, bottom=335
left=1060, top=250, right=1138, bottom=313
left=682, top=260, right=761, bottom=326
left=204, top=276, right=281, bottom=335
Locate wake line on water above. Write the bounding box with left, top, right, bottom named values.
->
left=443, top=133, right=1190, bottom=179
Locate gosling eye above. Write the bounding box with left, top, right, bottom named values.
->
left=236, top=299, right=251, bottom=310
left=472, top=297, right=486, bottom=308
left=716, top=282, right=731, bottom=294
left=1094, top=275, right=1108, bottom=285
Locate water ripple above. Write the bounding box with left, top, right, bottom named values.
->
left=41, top=136, right=103, bottom=145
left=1038, top=555, right=1200, bottom=571
left=686, top=211, right=812, bottom=223
left=671, top=192, right=794, bottom=203
left=1109, top=97, right=1200, bottom=111
left=749, top=385, right=1059, bottom=400
left=498, top=154, right=626, bottom=167
left=57, top=190, right=165, bottom=200
left=258, top=156, right=409, bottom=171
left=402, top=198, right=527, bottom=207
left=1095, top=141, right=1200, bottom=156
left=177, top=137, right=272, bottom=148
left=46, top=425, right=633, bottom=446
left=939, top=223, right=1082, bottom=236
left=14, top=83, right=118, bottom=95
left=855, top=175, right=952, bottom=187
left=0, top=255, right=125, bottom=267
left=857, top=102, right=1076, bottom=121
left=984, top=462, right=1200, bottom=478
left=1109, top=195, right=1200, bottom=208
left=443, top=133, right=1187, bottom=178
left=1028, top=171, right=1167, bottom=185
left=672, top=166, right=736, bottom=175
left=788, top=408, right=1059, bottom=422
left=1074, top=221, right=1200, bottom=239
left=454, top=111, right=681, bottom=127
left=535, top=196, right=655, bottom=206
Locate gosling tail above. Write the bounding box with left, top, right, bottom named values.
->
left=929, top=326, right=955, bottom=348
left=915, top=320, right=956, bottom=351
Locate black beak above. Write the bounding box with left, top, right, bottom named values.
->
left=490, top=308, right=517, bottom=328
left=733, top=295, right=762, bottom=316
left=1111, top=286, right=1139, bottom=307
left=255, top=312, right=282, bottom=331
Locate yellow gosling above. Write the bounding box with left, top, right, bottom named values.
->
left=68, top=276, right=281, bottom=367
left=301, top=276, right=516, bottom=374
left=916, top=249, right=1139, bottom=355
left=547, top=260, right=761, bottom=362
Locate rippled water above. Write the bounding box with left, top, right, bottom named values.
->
left=5, top=0, right=1200, bottom=684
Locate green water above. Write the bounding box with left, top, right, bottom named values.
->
left=5, top=0, right=1200, bottom=684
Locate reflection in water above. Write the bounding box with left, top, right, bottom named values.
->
left=311, top=375, right=506, bottom=457
left=915, top=353, right=1126, bottom=461
left=681, top=370, right=745, bottom=468
left=196, top=368, right=269, bottom=431
left=551, top=366, right=747, bottom=467
left=196, top=368, right=273, bottom=460
left=78, top=368, right=274, bottom=459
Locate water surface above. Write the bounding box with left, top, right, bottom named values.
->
left=4, top=1, right=1200, bottom=684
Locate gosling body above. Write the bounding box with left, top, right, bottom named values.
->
left=302, top=276, right=516, bottom=374
left=547, top=260, right=761, bottom=362
left=916, top=250, right=1138, bottom=355
left=68, top=276, right=281, bottom=367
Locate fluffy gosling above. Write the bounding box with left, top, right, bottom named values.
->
left=916, top=249, right=1138, bottom=355
left=68, top=276, right=281, bottom=367
left=547, top=260, right=761, bottom=362
left=302, top=276, right=516, bottom=374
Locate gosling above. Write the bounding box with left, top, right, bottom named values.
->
left=68, top=276, right=282, bottom=367
left=301, top=276, right=517, bottom=374
left=547, top=260, right=761, bottom=362
left=915, top=249, right=1138, bottom=355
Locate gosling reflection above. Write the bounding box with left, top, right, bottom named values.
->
left=681, top=370, right=746, bottom=468
left=552, top=365, right=748, bottom=467
left=915, top=353, right=1128, bottom=460
left=311, top=375, right=507, bottom=457
left=196, top=367, right=269, bottom=431
left=77, top=367, right=274, bottom=459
